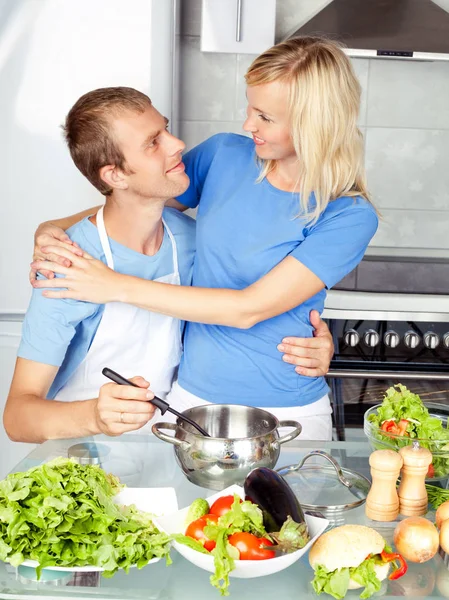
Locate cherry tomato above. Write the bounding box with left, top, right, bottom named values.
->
left=209, top=495, right=240, bottom=517
left=228, top=532, right=275, bottom=560
left=185, top=514, right=219, bottom=543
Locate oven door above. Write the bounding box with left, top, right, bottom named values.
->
left=327, top=364, right=449, bottom=440
left=325, top=319, right=449, bottom=441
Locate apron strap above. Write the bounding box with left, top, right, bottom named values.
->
left=97, top=209, right=179, bottom=276
left=162, top=217, right=179, bottom=275
left=96, top=206, right=115, bottom=270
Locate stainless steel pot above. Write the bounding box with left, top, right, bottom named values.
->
left=152, top=404, right=302, bottom=490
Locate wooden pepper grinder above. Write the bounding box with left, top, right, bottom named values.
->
left=398, top=442, right=432, bottom=516
left=366, top=449, right=403, bottom=521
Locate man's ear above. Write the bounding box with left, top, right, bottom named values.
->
left=99, top=164, right=128, bottom=191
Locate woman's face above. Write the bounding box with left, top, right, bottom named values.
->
left=243, top=80, right=296, bottom=163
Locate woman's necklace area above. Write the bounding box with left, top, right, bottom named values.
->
left=266, top=167, right=301, bottom=193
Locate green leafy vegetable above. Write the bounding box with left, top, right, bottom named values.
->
left=269, top=515, right=309, bottom=552
left=368, top=384, right=449, bottom=477
left=0, top=458, right=171, bottom=578
left=425, top=483, right=449, bottom=509
left=312, top=565, right=351, bottom=600
left=312, top=555, right=384, bottom=600
left=171, top=534, right=210, bottom=554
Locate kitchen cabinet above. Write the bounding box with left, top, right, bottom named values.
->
left=201, top=0, right=276, bottom=54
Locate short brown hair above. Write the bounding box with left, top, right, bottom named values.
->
left=63, top=87, right=152, bottom=195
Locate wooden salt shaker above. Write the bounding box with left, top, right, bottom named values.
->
left=365, top=449, right=403, bottom=521
left=398, top=442, right=432, bottom=516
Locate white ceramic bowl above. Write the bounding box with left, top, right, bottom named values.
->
left=154, top=484, right=329, bottom=579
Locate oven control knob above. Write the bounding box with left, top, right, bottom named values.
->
left=404, top=331, right=420, bottom=349
left=344, top=329, right=360, bottom=347
left=424, top=331, right=440, bottom=349
left=363, top=329, right=380, bottom=348
left=444, top=333, right=449, bottom=349
left=384, top=330, right=400, bottom=348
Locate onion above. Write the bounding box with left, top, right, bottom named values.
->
left=436, top=501, right=449, bottom=529
left=393, top=517, right=439, bottom=563
left=440, top=519, right=449, bottom=554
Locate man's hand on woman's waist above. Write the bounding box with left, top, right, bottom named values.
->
left=277, top=310, right=333, bottom=377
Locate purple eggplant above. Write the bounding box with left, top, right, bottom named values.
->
left=244, top=467, right=306, bottom=533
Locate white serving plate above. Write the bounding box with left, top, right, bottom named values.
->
left=19, top=487, right=178, bottom=572
left=155, top=484, right=329, bottom=579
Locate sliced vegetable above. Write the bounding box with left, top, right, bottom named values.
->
left=228, top=532, right=275, bottom=560
left=381, top=419, right=409, bottom=437
left=380, top=549, right=408, bottom=580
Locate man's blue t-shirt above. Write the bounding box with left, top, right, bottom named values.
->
left=176, top=133, right=378, bottom=408
left=18, top=207, right=196, bottom=398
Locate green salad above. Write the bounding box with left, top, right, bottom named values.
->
left=368, top=384, right=449, bottom=478
left=175, top=493, right=309, bottom=596
left=0, top=458, right=171, bottom=577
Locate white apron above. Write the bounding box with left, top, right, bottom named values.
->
left=165, top=381, right=333, bottom=441
left=54, top=207, right=183, bottom=483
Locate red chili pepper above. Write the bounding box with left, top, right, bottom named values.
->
left=381, top=550, right=408, bottom=580
left=427, top=463, right=435, bottom=478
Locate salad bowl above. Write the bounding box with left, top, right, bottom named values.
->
left=364, top=386, right=449, bottom=480
left=154, top=484, right=329, bottom=580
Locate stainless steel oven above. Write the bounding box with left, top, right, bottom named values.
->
left=322, top=291, right=449, bottom=440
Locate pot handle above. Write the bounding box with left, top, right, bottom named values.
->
left=276, top=420, right=302, bottom=444
left=151, top=422, right=191, bottom=450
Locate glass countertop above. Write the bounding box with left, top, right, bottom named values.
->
left=1, top=435, right=447, bottom=600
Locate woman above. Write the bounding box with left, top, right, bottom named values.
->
left=32, top=36, right=378, bottom=440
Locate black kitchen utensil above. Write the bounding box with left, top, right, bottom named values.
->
left=102, top=367, right=211, bottom=437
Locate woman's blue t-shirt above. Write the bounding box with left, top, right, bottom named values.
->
left=177, top=133, right=378, bottom=408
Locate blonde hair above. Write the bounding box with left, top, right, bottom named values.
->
left=245, top=36, right=374, bottom=223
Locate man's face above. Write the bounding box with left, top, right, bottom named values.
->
left=110, top=105, right=189, bottom=201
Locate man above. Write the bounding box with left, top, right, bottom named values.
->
left=4, top=87, right=333, bottom=444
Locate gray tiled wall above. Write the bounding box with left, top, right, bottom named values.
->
left=179, top=0, right=449, bottom=251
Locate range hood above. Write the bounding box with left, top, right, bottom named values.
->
left=288, top=0, right=449, bottom=61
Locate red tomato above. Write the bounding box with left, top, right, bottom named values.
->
left=204, top=540, right=216, bottom=552
left=209, top=495, right=240, bottom=517
left=185, top=514, right=219, bottom=543
left=381, top=419, right=409, bottom=437
left=427, top=463, right=435, bottom=478
left=228, top=532, right=275, bottom=560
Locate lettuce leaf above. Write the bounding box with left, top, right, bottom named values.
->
left=312, top=555, right=383, bottom=600
left=312, top=565, right=351, bottom=600
left=0, top=458, right=171, bottom=578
